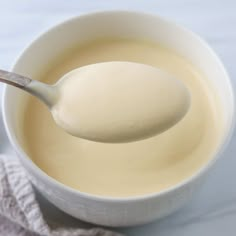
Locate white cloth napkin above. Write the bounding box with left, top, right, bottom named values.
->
left=0, top=154, right=124, bottom=236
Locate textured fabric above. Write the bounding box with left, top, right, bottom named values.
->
left=0, top=154, right=124, bottom=236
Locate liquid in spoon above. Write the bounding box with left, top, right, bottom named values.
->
left=51, top=61, right=190, bottom=142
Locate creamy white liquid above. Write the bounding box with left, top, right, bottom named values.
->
left=52, top=62, right=190, bottom=142
left=23, top=39, right=222, bottom=197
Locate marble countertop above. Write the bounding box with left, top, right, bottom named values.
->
left=0, top=1, right=236, bottom=235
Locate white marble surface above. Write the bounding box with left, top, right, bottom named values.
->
left=0, top=0, right=236, bottom=235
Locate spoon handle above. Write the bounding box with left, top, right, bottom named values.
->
left=0, top=69, right=32, bottom=88
left=0, top=69, right=57, bottom=108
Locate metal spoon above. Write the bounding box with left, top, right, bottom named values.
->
left=0, top=62, right=190, bottom=143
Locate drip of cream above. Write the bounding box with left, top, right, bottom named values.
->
left=51, top=61, right=190, bottom=142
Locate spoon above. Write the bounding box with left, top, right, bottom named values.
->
left=0, top=62, right=190, bottom=143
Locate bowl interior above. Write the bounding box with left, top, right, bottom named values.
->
left=2, top=11, right=235, bottom=198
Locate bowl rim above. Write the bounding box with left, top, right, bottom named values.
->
left=2, top=10, right=236, bottom=203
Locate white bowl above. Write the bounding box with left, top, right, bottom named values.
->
left=2, top=11, right=235, bottom=227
